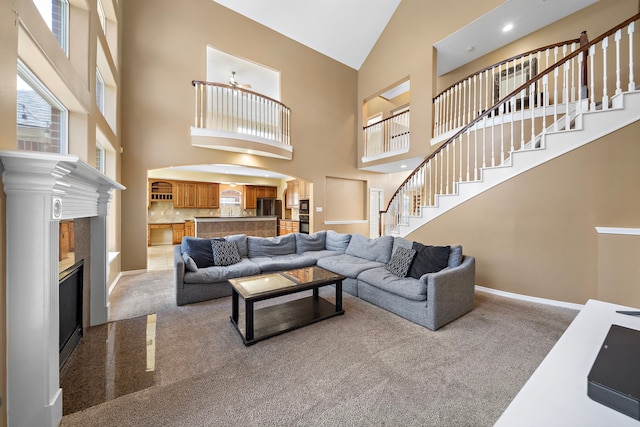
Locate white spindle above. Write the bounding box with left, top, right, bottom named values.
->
left=462, top=80, right=467, bottom=126
left=482, top=117, right=487, bottom=169
left=615, top=29, right=622, bottom=95
left=530, top=83, right=536, bottom=142
left=553, top=67, right=559, bottom=131
left=577, top=52, right=584, bottom=113
left=510, top=97, right=515, bottom=154
left=571, top=47, right=576, bottom=102
left=446, top=144, right=450, bottom=194
left=564, top=61, right=570, bottom=130
left=473, top=75, right=478, bottom=119
left=474, top=128, right=478, bottom=180
left=602, top=36, right=609, bottom=109
left=628, top=22, right=635, bottom=91
left=466, top=131, right=470, bottom=181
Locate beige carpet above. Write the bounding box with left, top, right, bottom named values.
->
left=60, top=270, right=577, bottom=426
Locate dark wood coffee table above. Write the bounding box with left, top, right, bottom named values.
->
left=229, top=266, right=345, bottom=346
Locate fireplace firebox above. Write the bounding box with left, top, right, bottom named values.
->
left=59, top=260, right=84, bottom=368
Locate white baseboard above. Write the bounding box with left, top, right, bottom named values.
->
left=109, top=269, right=148, bottom=294
left=475, top=285, right=584, bottom=311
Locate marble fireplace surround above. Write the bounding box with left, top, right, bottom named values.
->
left=0, top=151, right=124, bottom=427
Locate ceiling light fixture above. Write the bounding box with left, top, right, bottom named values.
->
left=502, top=23, right=514, bottom=32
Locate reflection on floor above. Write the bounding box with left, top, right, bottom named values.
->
left=60, top=314, right=157, bottom=415
left=147, top=244, right=174, bottom=271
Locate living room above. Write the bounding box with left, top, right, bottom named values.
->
left=2, top=0, right=640, bottom=425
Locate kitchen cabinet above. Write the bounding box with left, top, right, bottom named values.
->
left=256, top=186, right=277, bottom=199
left=148, top=180, right=174, bottom=206
left=172, top=223, right=185, bottom=244
left=299, top=180, right=310, bottom=200
left=197, top=183, right=219, bottom=209
left=174, top=182, right=197, bottom=208
left=285, top=180, right=300, bottom=208
left=185, top=220, right=195, bottom=237
left=278, top=219, right=299, bottom=236
left=244, top=185, right=257, bottom=209
left=59, top=221, right=70, bottom=260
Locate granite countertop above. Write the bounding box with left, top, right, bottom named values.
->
left=194, top=216, right=278, bottom=222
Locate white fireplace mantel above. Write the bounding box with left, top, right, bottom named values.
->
left=0, top=150, right=124, bottom=427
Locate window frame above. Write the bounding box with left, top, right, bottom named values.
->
left=17, top=61, right=69, bottom=154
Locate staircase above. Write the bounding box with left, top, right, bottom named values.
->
left=384, top=14, right=640, bottom=237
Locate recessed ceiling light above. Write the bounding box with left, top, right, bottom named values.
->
left=400, top=164, right=407, bottom=169
left=466, top=46, right=475, bottom=52
left=503, top=23, right=514, bottom=32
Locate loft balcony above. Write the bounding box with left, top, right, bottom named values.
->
left=190, top=80, right=292, bottom=160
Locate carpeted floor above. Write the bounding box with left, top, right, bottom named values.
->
left=60, top=270, right=578, bottom=426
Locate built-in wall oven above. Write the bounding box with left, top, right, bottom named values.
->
left=299, top=199, right=310, bottom=234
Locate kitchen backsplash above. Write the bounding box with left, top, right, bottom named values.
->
left=148, top=202, right=256, bottom=223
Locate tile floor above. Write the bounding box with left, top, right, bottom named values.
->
left=147, top=244, right=174, bottom=271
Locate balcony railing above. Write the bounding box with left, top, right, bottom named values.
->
left=192, top=80, right=291, bottom=146
left=433, top=38, right=582, bottom=141
left=363, top=109, right=410, bottom=159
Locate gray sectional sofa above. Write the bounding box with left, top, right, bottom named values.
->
left=174, top=230, right=475, bottom=330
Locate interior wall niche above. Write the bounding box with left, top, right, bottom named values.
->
left=325, top=177, right=367, bottom=221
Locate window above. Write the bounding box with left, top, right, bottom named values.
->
left=17, top=62, right=68, bottom=153
left=96, top=143, right=105, bottom=173
left=33, top=0, right=69, bottom=55
left=96, top=68, right=105, bottom=114
left=97, top=0, right=107, bottom=34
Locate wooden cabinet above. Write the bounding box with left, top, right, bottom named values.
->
left=255, top=186, right=277, bottom=199
left=184, top=221, right=195, bottom=237
left=286, top=180, right=300, bottom=208
left=299, top=180, right=310, bottom=200
left=175, top=181, right=219, bottom=208
left=172, top=223, right=185, bottom=244
left=174, top=182, right=197, bottom=208
left=244, top=185, right=257, bottom=209
left=59, top=221, right=70, bottom=260
left=149, top=180, right=174, bottom=205
left=278, top=219, right=299, bottom=236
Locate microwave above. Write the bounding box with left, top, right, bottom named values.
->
left=299, top=199, right=310, bottom=214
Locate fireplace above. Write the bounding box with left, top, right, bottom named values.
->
left=59, top=261, right=84, bottom=368
left=0, top=150, right=124, bottom=426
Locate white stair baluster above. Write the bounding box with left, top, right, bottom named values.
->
left=590, top=45, right=596, bottom=111
left=577, top=52, right=583, bottom=114
left=615, top=29, right=622, bottom=96
left=553, top=67, right=559, bottom=131
left=602, top=36, right=609, bottom=109
left=628, top=22, right=635, bottom=91
left=564, top=61, right=570, bottom=130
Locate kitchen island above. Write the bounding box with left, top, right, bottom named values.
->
left=195, top=216, right=278, bottom=238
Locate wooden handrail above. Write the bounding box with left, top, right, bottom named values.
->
left=191, top=80, right=289, bottom=109
left=385, top=12, right=640, bottom=214
left=363, top=109, right=409, bottom=131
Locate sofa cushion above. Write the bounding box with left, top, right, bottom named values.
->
left=182, top=253, right=198, bottom=272
left=409, top=242, right=450, bottom=279
left=212, top=240, right=241, bottom=266
left=295, top=231, right=326, bottom=254
left=385, top=246, right=416, bottom=278
left=250, top=254, right=317, bottom=273
left=325, top=230, right=351, bottom=253
left=317, top=254, right=385, bottom=279
left=358, top=267, right=427, bottom=301
left=181, top=237, right=217, bottom=268
left=299, top=249, right=344, bottom=262
left=183, top=258, right=261, bottom=284
left=345, top=234, right=394, bottom=264
left=225, top=234, right=248, bottom=258
left=448, top=245, right=463, bottom=268
left=247, top=234, right=296, bottom=257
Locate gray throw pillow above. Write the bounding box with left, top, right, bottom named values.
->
left=182, top=253, right=198, bottom=272
left=325, top=230, right=351, bottom=252
left=385, top=246, right=416, bottom=278
left=448, top=245, right=463, bottom=268
left=212, top=240, right=241, bottom=266
left=181, top=237, right=216, bottom=268
left=225, top=234, right=248, bottom=258
left=408, top=242, right=450, bottom=279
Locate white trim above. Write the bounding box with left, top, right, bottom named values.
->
left=120, top=269, right=148, bottom=276
left=108, top=271, right=123, bottom=295
left=324, top=220, right=368, bottom=225
left=475, top=285, right=584, bottom=311
left=595, top=227, right=640, bottom=236
left=361, top=147, right=410, bottom=163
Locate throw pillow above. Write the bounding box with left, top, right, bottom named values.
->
left=212, top=240, right=241, bottom=266
left=448, top=245, right=463, bottom=268
left=325, top=230, right=351, bottom=252
left=385, top=246, right=416, bottom=278
left=182, top=253, right=198, bottom=272
left=181, top=237, right=216, bottom=268
left=408, top=242, right=450, bottom=279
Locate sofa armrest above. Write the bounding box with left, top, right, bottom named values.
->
left=424, top=255, right=476, bottom=330
left=174, top=245, right=186, bottom=304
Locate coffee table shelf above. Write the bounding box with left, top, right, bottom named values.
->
left=229, top=266, right=345, bottom=346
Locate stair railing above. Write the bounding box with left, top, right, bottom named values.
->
left=384, top=13, right=639, bottom=235
left=192, top=80, right=291, bottom=146
left=433, top=39, right=581, bottom=140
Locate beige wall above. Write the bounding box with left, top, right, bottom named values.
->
left=406, top=121, right=640, bottom=304
left=120, top=0, right=403, bottom=270
left=597, top=232, right=640, bottom=307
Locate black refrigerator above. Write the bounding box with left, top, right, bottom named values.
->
left=256, top=198, right=282, bottom=217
